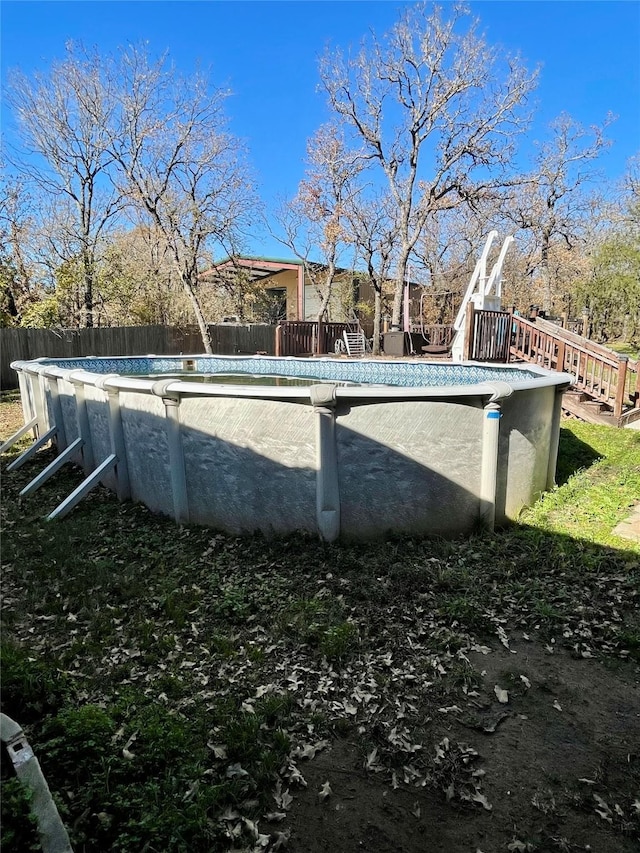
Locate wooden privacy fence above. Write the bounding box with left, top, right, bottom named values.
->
left=511, top=314, right=639, bottom=424
left=1, top=324, right=276, bottom=389
left=275, top=321, right=358, bottom=356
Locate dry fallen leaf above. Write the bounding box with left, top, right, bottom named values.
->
left=264, top=812, right=287, bottom=823
left=226, top=763, right=249, bottom=778
left=318, top=781, right=332, bottom=802
left=365, top=747, right=379, bottom=770
left=552, top=700, right=562, bottom=712
left=471, top=791, right=492, bottom=811
left=494, top=685, right=509, bottom=704
left=271, top=830, right=290, bottom=850
left=274, top=786, right=293, bottom=811
left=593, top=793, right=613, bottom=823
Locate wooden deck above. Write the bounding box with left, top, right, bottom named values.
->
left=510, top=315, right=640, bottom=427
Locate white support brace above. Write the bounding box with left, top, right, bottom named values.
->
left=20, top=437, right=85, bottom=498
left=0, top=416, right=38, bottom=455
left=6, top=426, right=57, bottom=472
left=47, top=453, right=118, bottom=521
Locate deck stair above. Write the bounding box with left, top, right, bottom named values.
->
left=510, top=315, right=640, bottom=428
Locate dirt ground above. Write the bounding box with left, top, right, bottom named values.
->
left=278, top=643, right=640, bottom=853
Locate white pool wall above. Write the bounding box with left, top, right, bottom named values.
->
left=9, top=355, right=572, bottom=540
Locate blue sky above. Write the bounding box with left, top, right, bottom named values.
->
left=2, top=1, right=639, bottom=257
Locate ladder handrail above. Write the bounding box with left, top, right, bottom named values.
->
left=484, top=235, right=514, bottom=298
left=453, top=230, right=498, bottom=332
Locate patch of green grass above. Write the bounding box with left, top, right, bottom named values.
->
left=524, top=422, right=640, bottom=547
left=319, top=620, right=359, bottom=661
left=0, top=776, right=40, bottom=852
left=0, top=639, right=70, bottom=723
left=605, top=340, right=640, bottom=359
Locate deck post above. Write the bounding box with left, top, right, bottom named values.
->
left=463, top=302, right=475, bottom=361
left=614, top=356, right=629, bottom=422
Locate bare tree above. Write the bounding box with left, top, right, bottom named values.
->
left=506, top=112, right=613, bottom=314
left=6, top=43, right=125, bottom=327
left=344, top=189, right=397, bottom=353
left=0, top=172, right=38, bottom=324
left=414, top=203, right=499, bottom=322
left=96, top=224, right=180, bottom=326
left=319, top=2, right=536, bottom=328
left=274, top=123, right=363, bottom=334
left=109, top=47, right=258, bottom=353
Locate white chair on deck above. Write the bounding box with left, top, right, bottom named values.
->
left=342, top=329, right=369, bottom=358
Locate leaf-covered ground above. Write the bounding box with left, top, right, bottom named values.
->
left=1, top=401, right=639, bottom=853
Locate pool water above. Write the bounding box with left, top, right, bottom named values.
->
left=130, top=372, right=361, bottom=387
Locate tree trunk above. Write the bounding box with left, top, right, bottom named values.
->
left=82, top=250, right=94, bottom=328
left=392, top=249, right=410, bottom=329
left=541, top=230, right=552, bottom=315
left=182, top=275, right=213, bottom=354
left=372, top=287, right=382, bottom=355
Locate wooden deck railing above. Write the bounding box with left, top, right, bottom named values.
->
left=410, top=324, right=455, bottom=348
left=511, top=314, right=639, bottom=423
left=275, top=321, right=358, bottom=357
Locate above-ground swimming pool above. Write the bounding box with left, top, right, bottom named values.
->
left=6, top=355, right=572, bottom=540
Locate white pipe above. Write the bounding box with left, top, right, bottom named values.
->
left=1, top=713, right=73, bottom=853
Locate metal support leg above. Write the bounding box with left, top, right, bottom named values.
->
left=0, top=416, right=38, bottom=455
left=47, top=454, right=117, bottom=521
left=20, top=438, right=85, bottom=497
left=7, top=426, right=57, bottom=472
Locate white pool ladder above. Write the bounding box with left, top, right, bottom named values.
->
left=450, top=231, right=514, bottom=362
